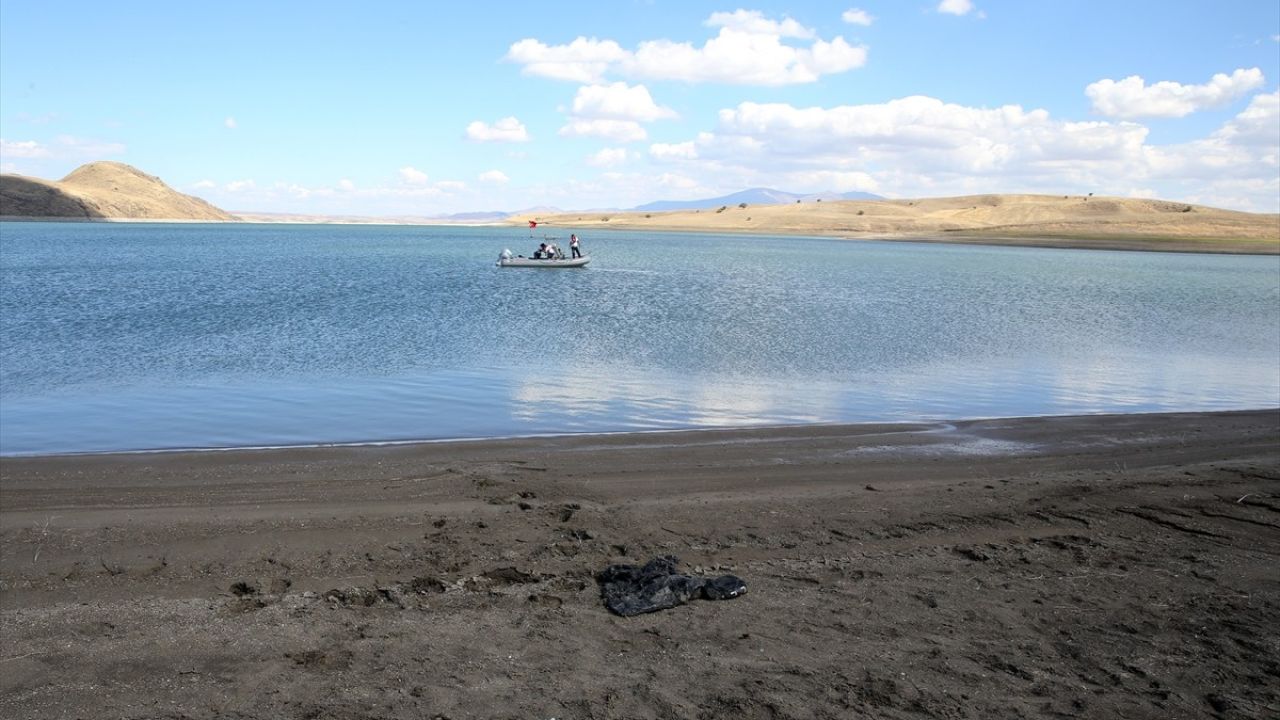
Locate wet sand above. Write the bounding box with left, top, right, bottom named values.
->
left=2, top=410, right=1278, bottom=719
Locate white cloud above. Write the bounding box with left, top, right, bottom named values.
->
left=192, top=179, right=216, bottom=189
left=465, top=117, right=530, bottom=142
left=505, top=37, right=628, bottom=84
left=225, top=179, right=256, bottom=192
left=570, top=82, right=676, bottom=122
left=337, top=179, right=356, bottom=191
left=508, top=11, right=867, bottom=86
left=0, top=139, right=49, bottom=158
left=224, top=116, right=237, bottom=129
left=1086, top=67, right=1266, bottom=118
left=629, top=28, right=866, bottom=86
left=586, top=147, right=629, bottom=167
left=559, top=118, right=647, bottom=142
left=1209, top=90, right=1279, bottom=146
left=479, top=170, right=509, bottom=184
left=705, top=9, right=814, bottom=39
left=938, top=0, right=975, bottom=15
left=842, top=8, right=874, bottom=26
left=651, top=91, right=1279, bottom=210
left=399, top=166, right=429, bottom=185
left=649, top=141, right=698, bottom=161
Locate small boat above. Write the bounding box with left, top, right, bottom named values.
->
left=496, top=248, right=590, bottom=268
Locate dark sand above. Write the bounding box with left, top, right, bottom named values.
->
left=2, top=410, right=1278, bottom=719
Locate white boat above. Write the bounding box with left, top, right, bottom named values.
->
left=496, top=248, right=590, bottom=268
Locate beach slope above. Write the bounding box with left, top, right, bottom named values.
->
left=2, top=410, right=1278, bottom=718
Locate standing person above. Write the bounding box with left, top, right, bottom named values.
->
left=570, top=234, right=582, bottom=258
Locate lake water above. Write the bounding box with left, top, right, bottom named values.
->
left=1, top=221, right=1277, bottom=456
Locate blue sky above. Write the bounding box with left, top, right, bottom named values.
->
left=2, top=1, right=1278, bottom=215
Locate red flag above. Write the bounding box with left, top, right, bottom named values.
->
left=528, top=220, right=538, bottom=228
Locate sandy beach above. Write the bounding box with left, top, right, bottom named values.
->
left=2, top=410, right=1278, bottom=719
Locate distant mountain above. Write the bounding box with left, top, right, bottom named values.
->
left=0, top=162, right=235, bottom=221
left=633, top=187, right=882, bottom=212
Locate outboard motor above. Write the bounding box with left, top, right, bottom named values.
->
left=499, top=248, right=513, bottom=260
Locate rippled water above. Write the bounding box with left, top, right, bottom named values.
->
left=2, top=221, right=1277, bottom=455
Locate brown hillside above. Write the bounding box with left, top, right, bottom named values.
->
left=518, top=194, right=1280, bottom=254
left=0, top=162, right=235, bottom=221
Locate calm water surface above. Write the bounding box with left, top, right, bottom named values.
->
left=2, top=221, right=1277, bottom=455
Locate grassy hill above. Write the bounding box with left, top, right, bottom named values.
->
left=516, top=194, right=1280, bottom=254
left=0, top=162, right=235, bottom=221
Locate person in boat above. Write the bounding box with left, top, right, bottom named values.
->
left=546, top=242, right=562, bottom=259
left=570, top=234, right=582, bottom=258
left=534, top=242, right=547, bottom=259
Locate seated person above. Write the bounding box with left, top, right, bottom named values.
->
left=534, top=242, right=547, bottom=259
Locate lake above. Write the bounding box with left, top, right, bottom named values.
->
left=1, top=221, right=1277, bottom=455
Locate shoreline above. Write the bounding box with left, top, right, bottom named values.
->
left=3, top=407, right=1279, bottom=461
left=3, top=409, right=1278, bottom=718
left=4, top=211, right=1277, bottom=255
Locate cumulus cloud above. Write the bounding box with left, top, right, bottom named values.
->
left=192, top=179, right=216, bottom=189
left=650, top=90, right=1278, bottom=210
left=570, top=82, right=676, bottom=122
left=1086, top=67, right=1266, bottom=118
left=225, top=179, right=257, bottom=192
left=706, top=9, right=813, bottom=39
left=479, top=170, right=509, bottom=184
left=938, top=0, right=975, bottom=15
left=559, top=118, right=648, bottom=142
left=507, top=11, right=867, bottom=86
left=466, top=117, right=530, bottom=142
left=586, top=147, right=630, bottom=167
left=505, top=37, right=628, bottom=84
left=399, top=166, right=429, bottom=185
left=842, top=8, right=874, bottom=26
left=337, top=179, right=356, bottom=191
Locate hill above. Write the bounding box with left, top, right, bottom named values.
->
left=0, top=162, right=235, bottom=221
left=634, top=187, right=881, bottom=212
left=516, top=194, right=1280, bottom=254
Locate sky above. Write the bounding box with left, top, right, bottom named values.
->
left=2, top=1, right=1278, bottom=215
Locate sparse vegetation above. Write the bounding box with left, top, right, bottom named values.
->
left=716, top=206, right=727, bottom=213
left=738, top=203, right=748, bottom=209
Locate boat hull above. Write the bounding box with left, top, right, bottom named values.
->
left=498, top=256, right=590, bottom=268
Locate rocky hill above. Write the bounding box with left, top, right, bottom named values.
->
left=0, top=162, right=235, bottom=221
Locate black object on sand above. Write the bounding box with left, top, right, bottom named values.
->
left=597, top=555, right=747, bottom=616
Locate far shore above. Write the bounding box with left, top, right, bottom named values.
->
left=5, top=190, right=1279, bottom=255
